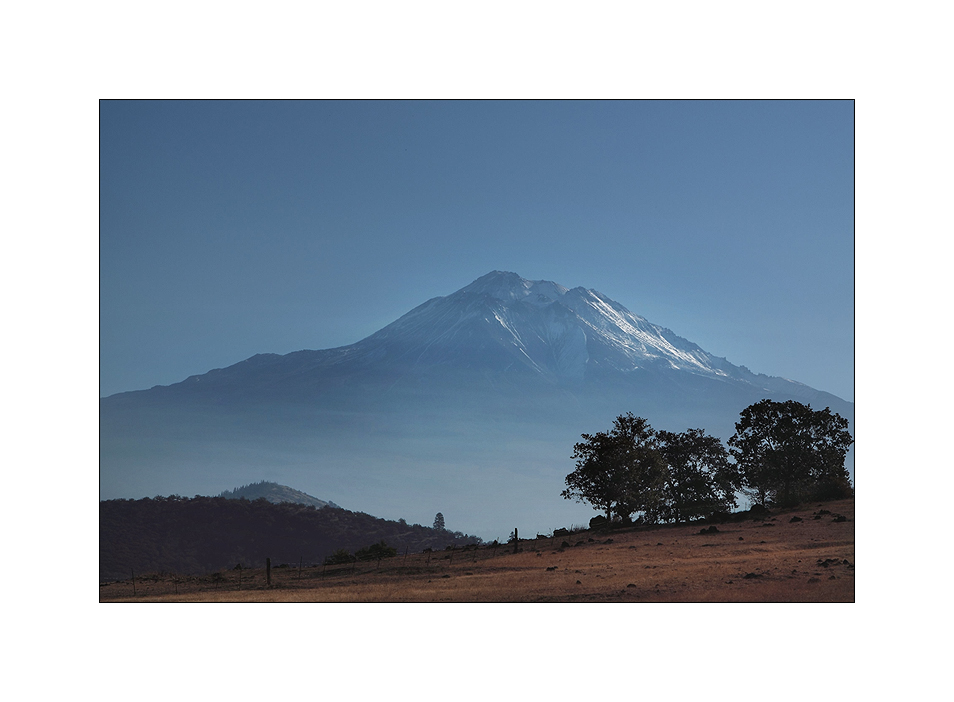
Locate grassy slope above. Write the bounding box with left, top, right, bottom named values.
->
left=100, top=498, right=854, bottom=603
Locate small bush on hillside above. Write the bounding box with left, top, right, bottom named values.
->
left=324, top=549, right=355, bottom=565
left=355, top=540, right=398, bottom=561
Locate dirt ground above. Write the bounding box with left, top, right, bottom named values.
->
left=100, top=498, right=853, bottom=603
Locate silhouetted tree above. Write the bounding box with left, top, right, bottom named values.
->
left=433, top=512, right=445, bottom=531
left=561, top=413, right=665, bottom=523
left=656, top=428, right=740, bottom=523
left=728, top=400, right=853, bottom=507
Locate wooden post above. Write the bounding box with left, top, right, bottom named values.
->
left=404, top=546, right=409, bottom=562
left=298, top=557, right=303, bottom=579
left=131, top=569, right=136, bottom=596
left=513, top=527, right=519, bottom=554
left=266, top=558, right=271, bottom=587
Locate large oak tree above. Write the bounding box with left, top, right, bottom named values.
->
left=728, top=399, right=853, bottom=507
left=561, top=413, right=665, bottom=523
left=656, top=428, right=740, bottom=523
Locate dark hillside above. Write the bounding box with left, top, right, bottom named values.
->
left=100, top=495, right=480, bottom=582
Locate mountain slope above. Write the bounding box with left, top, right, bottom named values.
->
left=100, top=271, right=853, bottom=539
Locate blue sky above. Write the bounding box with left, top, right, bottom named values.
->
left=100, top=100, right=853, bottom=401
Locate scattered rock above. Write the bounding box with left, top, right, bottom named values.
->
left=832, top=515, right=847, bottom=523
left=546, top=566, right=557, bottom=571
left=743, top=572, right=761, bottom=579
left=789, top=516, right=803, bottom=522
left=603, top=538, right=614, bottom=544
left=699, top=525, right=720, bottom=534
left=738, top=536, right=744, bottom=541
left=576, top=580, right=582, bottom=584
left=626, top=583, right=636, bottom=588
left=588, top=515, right=608, bottom=529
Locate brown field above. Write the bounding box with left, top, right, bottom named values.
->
left=100, top=498, right=853, bottom=603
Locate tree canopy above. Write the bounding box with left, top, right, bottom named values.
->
left=727, top=399, right=853, bottom=507
left=656, top=428, right=740, bottom=523
left=561, top=413, right=665, bottom=523
left=562, top=401, right=853, bottom=524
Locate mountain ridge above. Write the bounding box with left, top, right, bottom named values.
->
left=113, top=271, right=843, bottom=405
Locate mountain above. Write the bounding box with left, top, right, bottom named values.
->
left=100, top=271, right=853, bottom=539
left=218, top=481, right=341, bottom=510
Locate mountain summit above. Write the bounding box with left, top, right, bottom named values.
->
left=315, top=270, right=816, bottom=393
left=101, top=271, right=852, bottom=538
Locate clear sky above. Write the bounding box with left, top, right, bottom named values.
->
left=100, top=100, right=854, bottom=401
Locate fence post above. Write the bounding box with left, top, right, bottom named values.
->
left=131, top=569, right=136, bottom=596
left=266, top=558, right=271, bottom=587
left=513, top=528, right=519, bottom=554
left=298, top=557, right=303, bottom=579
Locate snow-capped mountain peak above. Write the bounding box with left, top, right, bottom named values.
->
left=460, top=271, right=569, bottom=307
left=359, top=271, right=748, bottom=386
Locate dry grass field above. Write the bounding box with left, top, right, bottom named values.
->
left=100, top=498, right=853, bottom=603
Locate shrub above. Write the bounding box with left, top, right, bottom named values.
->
left=355, top=540, right=398, bottom=561
left=324, top=549, right=354, bottom=565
